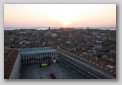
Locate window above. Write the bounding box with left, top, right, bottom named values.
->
left=48, top=53, right=50, bottom=56
left=41, top=54, right=43, bottom=57
left=22, top=56, right=24, bottom=59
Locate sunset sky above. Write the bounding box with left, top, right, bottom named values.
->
left=4, top=4, right=116, bottom=27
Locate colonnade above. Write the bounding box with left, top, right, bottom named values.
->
left=57, top=52, right=114, bottom=79
left=21, top=52, right=57, bottom=64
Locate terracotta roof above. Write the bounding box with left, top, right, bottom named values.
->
left=57, top=48, right=116, bottom=78
left=4, top=48, right=19, bottom=79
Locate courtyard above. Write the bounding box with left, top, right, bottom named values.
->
left=20, top=61, right=82, bottom=79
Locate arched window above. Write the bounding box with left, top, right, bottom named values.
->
left=36, top=54, right=38, bottom=58
left=49, top=53, right=50, bottom=56
left=25, top=55, right=27, bottom=59
left=34, top=54, right=36, bottom=58
left=38, top=54, right=40, bottom=58
left=29, top=55, right=30, bottom=58
left=51, top=53, right=52, bottom=57
left=28, top=55, right=30, bottom=59
left=41, top=54, right=43, bottom=57
left=51, top=53, right=53, bottom=57
left=22, top=56, right=24, bottom=59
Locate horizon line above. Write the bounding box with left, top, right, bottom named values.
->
left=4, top=26, right=116, bottom=28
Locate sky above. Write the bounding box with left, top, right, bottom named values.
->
left=4, top=4, right=116, bottom=27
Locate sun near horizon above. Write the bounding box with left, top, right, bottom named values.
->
left=4, top=4, right=116, bottom=28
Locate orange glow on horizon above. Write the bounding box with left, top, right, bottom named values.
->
left=4, top=4, right=116, bottom=27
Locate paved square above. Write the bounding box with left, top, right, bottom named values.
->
left=20, top=62, right=82, bottom=79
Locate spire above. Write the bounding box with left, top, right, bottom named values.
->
left=49, top=27, right=50, bottom=31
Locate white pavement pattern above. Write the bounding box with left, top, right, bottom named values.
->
left=20, top=62, right=82, bottom=79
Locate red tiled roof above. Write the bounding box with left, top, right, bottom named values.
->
left=4, top=48, right=19, bottom=79
left=57, top=48, right=116, bottom=78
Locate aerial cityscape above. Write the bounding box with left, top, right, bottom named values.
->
left=4, top=4, right=116, bottom=79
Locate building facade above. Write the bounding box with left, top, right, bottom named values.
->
left=8, top=47, right=115, bottom=79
